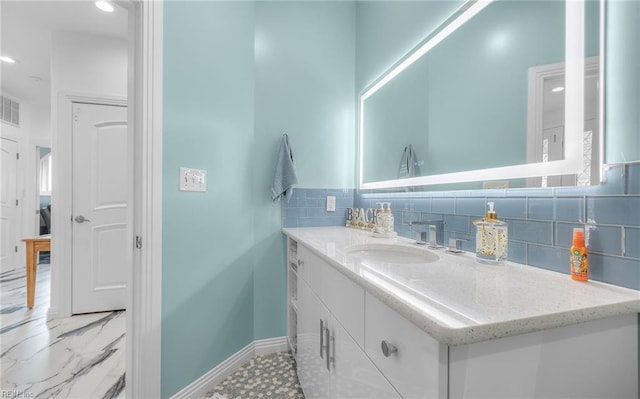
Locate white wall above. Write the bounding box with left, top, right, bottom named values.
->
left=50, top=32, right=127, bottom=99
left=0, top=91, right=32, bottom=269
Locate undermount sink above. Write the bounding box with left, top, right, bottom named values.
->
left=345, top=243, right=439, bottom=264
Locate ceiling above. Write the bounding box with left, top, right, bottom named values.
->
left=0, top=0, right=128, bottom=108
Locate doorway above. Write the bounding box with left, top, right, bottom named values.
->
left=1, top=1, right=162, bottom=395
left=526, top=57, right=601, bottom=187
left=0, top=137, right=18, bottom=273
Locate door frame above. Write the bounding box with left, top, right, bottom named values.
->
left=51, top=93, right=127, bottom=318
left=48, top=1, right=163, bottom=397
left=526, top=56, right=600, bottom=187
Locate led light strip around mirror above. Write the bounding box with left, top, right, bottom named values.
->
left=359, top=0, right=592, bottom=190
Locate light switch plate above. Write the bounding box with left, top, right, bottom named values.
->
left=179, top=167, right=207, bottom=192
left=326, top=196, right=336, bottom=212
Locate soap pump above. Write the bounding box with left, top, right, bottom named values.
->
left=373, top=202, right=396, bottom=237
left=473, top=202, right=508, bottom=263
left=374, top=202, right=386, bottom=233
left=383, top=202, right=395, bottom=234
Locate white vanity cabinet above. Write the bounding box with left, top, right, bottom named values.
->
left=286, top=233, right=639, bottom=399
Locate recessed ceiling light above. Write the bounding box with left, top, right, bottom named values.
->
left=0, top=56, right=16, bottom=64
left=95, top=1, right=114, bottom=13
left=551, top=86, right=565, bottom=93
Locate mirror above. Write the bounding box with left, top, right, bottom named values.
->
left=605, top=0, right=640, bottom=163
left=359, top=0, right=599, bottom=190
left=38, top=147, right=52, bottom=235
left=39, top=148, right=52, bottom=196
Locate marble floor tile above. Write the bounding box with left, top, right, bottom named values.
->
left=0, top=264, right=126, bottom=398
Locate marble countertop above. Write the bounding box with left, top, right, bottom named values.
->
left=282, top=226, right=640, bottom=346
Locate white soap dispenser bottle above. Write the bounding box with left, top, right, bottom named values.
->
left=374, top=202, right=386, bottom=233
left=384, top=202, right=395, bottom=234
left=473, top=202, right=508, bottom=263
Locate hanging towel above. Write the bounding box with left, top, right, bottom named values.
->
left=271, top=133, right=299, bottom=201
left=398, top=144, right=421, bottom=179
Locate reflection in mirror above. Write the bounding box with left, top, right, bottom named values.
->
left=605, top=0, right=640, bottom=163
left=38, top=147, right=52, bottom=236
left=526, top=56, right=599, bottom=188
left=360, top=0, right=598, bottom=191
left=39, top=149, right=52, bottom=195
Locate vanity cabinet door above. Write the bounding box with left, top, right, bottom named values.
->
left=298, top=243, right=365, bottom=347
left=296, top=278, right=329, bottom=399
left=365, top=293, right=448, bottom=399
left=316, top=256, right=365, bottom=348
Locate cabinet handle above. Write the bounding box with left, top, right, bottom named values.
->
left=320, top=319, right=326, bottom=358
left=326, top=327, right=334, bottom=371
left=381, top=340, right=398, bottom=357
left=298, top=259, right=304, bottom=267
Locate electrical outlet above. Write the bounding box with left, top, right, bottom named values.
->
left=179, top=167, right=207, bottom=192
left=326, top=196, right=336, bottom=212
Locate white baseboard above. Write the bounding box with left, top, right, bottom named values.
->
left=253, top=336, right=290, bottom=356
left=47, top=306, right=58, bottom=321
left=171, top=336, right=289, bottom=399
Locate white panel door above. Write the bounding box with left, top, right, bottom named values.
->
left=0, top=138, right=18, bottom=273
left=72, top=102, right=127, bottom=313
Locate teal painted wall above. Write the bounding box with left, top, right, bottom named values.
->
left=606, top=0, right=640, bottom=163
left=162, top=2, right=256, bottom=397
left=163, top=1, right=355, bottom=396
left=254, top=2, right=356, bottom=191
left=252, top=1, right=355, bottom=340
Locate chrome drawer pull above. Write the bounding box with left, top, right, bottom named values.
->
left=320, top=319, right=326, bottom=358
left=326, top=328, right=334, bottom=371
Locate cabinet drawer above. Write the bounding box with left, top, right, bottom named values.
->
left=296, top=245, right=314, bottom=285
left=365, top=293, right=447, bottom=399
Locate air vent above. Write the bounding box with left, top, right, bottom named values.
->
left=0, top=95, right=20, bottom=126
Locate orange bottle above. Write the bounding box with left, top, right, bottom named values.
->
left=570, top=228, right=588, bottom=281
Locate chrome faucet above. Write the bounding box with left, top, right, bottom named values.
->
left=407, top=220, right=443, bottom=248
left=446, top=237, right=465, bottom=253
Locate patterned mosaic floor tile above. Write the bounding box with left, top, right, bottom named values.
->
left=204, top=351, right=305, bottom=399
